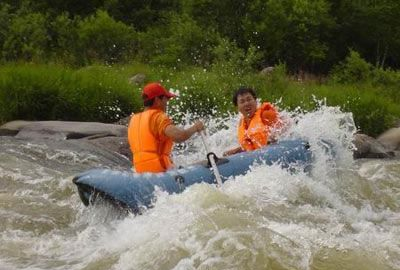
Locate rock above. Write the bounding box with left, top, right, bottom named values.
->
left=5, top=121, right=127, bottom=140
left=353, top=133, right=394, bottom=159
left=377, top=127, right=400, bottom=151
left=260, top=66, right=275, bottom=76
left=85, top=136, right=132, bottom=160
left=114, top=115, right=132, bottom=127
left=129, top=73, right=146, bottom=85
left=0, top=120, right=131, bottom=161
left=0, top=136, right=132, bottom=170
left=0, top=120, right=33, bottom=136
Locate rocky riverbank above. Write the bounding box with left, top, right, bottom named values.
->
left=0, top=120, right=132, bottom=161
left=0, top=120, right=399, bottom=160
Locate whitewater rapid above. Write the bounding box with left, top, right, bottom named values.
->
left=0, top=106, right=399, bottom=270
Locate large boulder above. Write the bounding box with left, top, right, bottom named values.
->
left=129, top=73, right=146, bottom=85
left=260, top=66, right=275, bottom=76
left=0, top=136, right=132, bottom=171
left=0, top=120, right=32, bottom=136
left=377, top=127, right=400, bottom=152
left=0, top=120, right=130, bottom=159
left=87, top=136, right=132, bottom=160
left=114, top=115, right=132, bottom=127
left=0, top=120, right=126, bottom=140
left=353, top=133, right=394, bottom=159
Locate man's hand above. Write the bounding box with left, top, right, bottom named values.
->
left=193, top=120, right=205, bottom=133
left=223, top=147, right=243, bottom=156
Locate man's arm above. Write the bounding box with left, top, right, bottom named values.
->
left=223, top=146, right=243, bottom=156
left=164, top=120, right=204, bottom=143
left=261, top=106, right=278, bottom=126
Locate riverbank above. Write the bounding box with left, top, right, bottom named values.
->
left=1, top=60, right=400, bottom=137
left=0, top=118, right=399, bottom=160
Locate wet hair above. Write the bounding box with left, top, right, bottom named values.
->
left=232, top=87, right=257, bottom=106
left=142, top=94, right=166, bottom=107
left=142, top=94, right=155, bottom=107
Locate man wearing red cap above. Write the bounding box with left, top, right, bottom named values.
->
left=128, top=82, right=204, bottom=173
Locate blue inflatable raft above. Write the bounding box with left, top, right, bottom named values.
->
left=73, top=139, right=312, bottom=213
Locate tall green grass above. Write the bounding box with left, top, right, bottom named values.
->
left=0, top=63, right=142, bottom=124
left=1, top=63, right=399, bottom=137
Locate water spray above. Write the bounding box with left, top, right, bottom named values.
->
left=198, top=130, right=223, bottom=187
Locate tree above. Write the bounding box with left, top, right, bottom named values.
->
left=138, top=13, right=220, bottom=67
left=0, top=4, right=13, bottom=57
left=180, top=0, right=252, bottom=47
left=77, top=10, right=137, bottom=64
left=102, top=0, right=179, bottom=30
left=332, top=0, right=400, bottom=69
left=49, top=13, right=79, bottom=64
left=243, top=0, right=335, bottom=72
left=2, top=12, right=49, bottom=61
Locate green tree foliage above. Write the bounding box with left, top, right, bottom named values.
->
left=1, top=0, right=400, bottom=72
left=331, top=49, right=400, bottom=93
left=180, top=0, right=251, bottom=46
left=211, top=39, right=263, bottom=76
left=77, top=10, right=137, bottom=64
left=331, top=50, right=373, bottom=83
left=2, top=0, right=103, bottom=16
left=244, top=0, right=335, bottom=72
left=103, top=0, right=179, bottom=31
left=0, top=4, right=13, bottom=58
left=49, top=13, right=79, bottom=64
left=138, top=14, right=220, bottom=67
left=2, top=12, right=49, bottom=61
left=332, top=0, right=400, bottom=69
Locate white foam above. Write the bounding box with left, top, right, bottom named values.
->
left=1, top=105, right=400, bottom=269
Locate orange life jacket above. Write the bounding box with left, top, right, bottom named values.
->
left=128, top=109, right=173, bottom=173
left=238, top=102, right=277, bottom=151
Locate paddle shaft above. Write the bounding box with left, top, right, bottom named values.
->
left=199, top=131, right=223, bottom=187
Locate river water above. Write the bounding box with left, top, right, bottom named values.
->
left=0, top=106, right=399, bottom=270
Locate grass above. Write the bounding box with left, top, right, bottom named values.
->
left=0, top=62, right=399, bottom=137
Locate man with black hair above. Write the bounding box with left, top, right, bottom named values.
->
left=223, top=87, right=281, bottom=156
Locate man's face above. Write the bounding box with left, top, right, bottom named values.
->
left=157, top=95, right=169, bottom=111
left=237, top=93, right=257, bottom=118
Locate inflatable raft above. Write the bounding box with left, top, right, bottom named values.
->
left=73, top=139, right=312, bottom=213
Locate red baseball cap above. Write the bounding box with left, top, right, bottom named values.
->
left=142, top=82, right=176, bottom=100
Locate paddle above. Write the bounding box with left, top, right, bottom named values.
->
left=199, top=130, right=223, bottom=187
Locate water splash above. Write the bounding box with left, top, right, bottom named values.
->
left=1, top=105, right=399, bottom=270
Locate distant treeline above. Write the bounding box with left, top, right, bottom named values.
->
left=0, top=0, right=399, bottom=72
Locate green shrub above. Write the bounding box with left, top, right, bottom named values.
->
left=2, top=12, right=49, bottom=62
left=0, top=4, right=13, bottom=57
left=371, top=68, right=400, bottom=86
left=330, top=50, right=400, bottom=105
left=331, top=50, right=372, bottom=84
left=340, top=88, right=399, bottom=136
left=371, top=68, right=400, bottom=102
left=77, top=10, right=137, bottom=64
left=49, top=13, right=80, bottom=65
left=138, top=14, right=219, bottom=68
left=211, top=39, right=262, bottom=76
